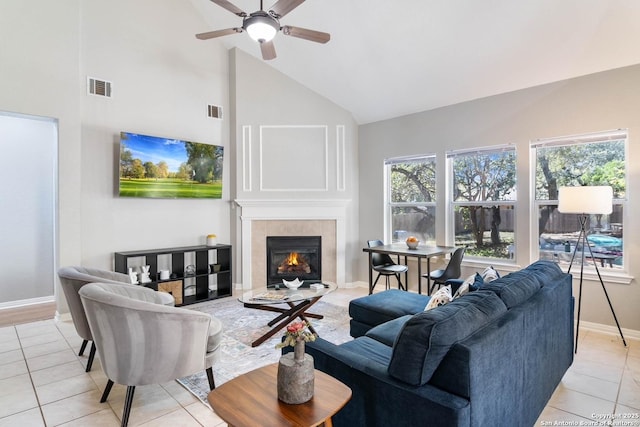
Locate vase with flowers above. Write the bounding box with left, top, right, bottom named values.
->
left=275, top=320, right=317, bottom=404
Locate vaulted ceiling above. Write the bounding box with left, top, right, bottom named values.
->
left=191, top=0, right=640, bottom=124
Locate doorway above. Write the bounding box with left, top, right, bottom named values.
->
left=0, top=112, right=57, bottom=306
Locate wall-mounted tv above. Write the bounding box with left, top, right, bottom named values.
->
left=119, top=132, right=223, bottom=199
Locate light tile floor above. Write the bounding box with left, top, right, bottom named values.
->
left=0, top=287, right=638, bottom=426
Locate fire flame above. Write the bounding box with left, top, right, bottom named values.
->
left=285, top=252, right=300, bottom=266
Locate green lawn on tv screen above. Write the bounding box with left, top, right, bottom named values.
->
left=119, top=178, right=222, bottom=199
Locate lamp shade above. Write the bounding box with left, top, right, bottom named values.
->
left=558, top=186, right=613, bottom=214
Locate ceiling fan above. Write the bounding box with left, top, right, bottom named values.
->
left=196, top=0, right=330, bottom=60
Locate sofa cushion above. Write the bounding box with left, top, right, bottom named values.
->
left=481, top=270, right=542, bottom=309
left=365, top=315, right=413, bottom=347
left=522, top=260, right=564, bottom=285
left=349, top=289, right=431, bottom=328
left=388, top=290, right=507, bottom=386
left=340, top=336, right=394, bottom=366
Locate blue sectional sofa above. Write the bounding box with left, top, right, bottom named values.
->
left=303, top=261, right=574, bottom=427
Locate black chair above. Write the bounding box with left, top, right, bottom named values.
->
left=424, top=247, right=465, bottom=294
left=368, top=240, right=409, bottom=291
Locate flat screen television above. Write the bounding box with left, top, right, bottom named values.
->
left=119, top=132, right=223, bottom=199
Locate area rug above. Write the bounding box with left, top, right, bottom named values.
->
left=176, top=296, right=352, bottom=404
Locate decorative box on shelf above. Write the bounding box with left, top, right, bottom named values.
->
left=114, top=244, right=232, bottom=306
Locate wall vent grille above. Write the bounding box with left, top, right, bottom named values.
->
left=87, top=77, right=112, bottom=97
left=208, top=104, right=222, bottom=119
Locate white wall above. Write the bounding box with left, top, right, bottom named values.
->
left=230, top=49, right=360, bottom=283
left=79, top=0, right=231, bottom=268
left=0, top=0, right=361, bottom=316
left=0, top=0, right=232, bottom=313
left=359, top=64, right=640, bottom=331
left=0, top=0, right=82, bottom=311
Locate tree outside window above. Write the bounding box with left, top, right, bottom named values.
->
left=386, top=155, right=436, bottom=245
left=449, top=147, right=516, bottom=259
left=533, top=131, right=626, bottom=270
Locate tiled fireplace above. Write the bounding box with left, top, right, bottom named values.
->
left=235, top=200, right=347, bottom=289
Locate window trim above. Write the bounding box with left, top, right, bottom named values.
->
left=530, top=129, right=630, bottom=282
left=384, top=154, right=436, bottom=243
left=446, top=144, right=517, bottom=262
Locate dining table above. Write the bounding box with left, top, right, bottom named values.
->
left=363, top=243, right=455, bottom=294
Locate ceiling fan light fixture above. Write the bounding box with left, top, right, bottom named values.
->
left=244, top=13, right=279, bottom=42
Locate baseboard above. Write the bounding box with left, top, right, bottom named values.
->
left=0, top=295, right=55, bottom=310
left=55, top=311, right=72, bottom=323
left=579, top=320, right=640, bottom=341
left=326, top=281, right=368, bottom=289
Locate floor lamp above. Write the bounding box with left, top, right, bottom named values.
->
left=558, top=186, right=626, bottom=353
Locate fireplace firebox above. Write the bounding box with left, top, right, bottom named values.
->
left=266, top=236, right=322, bottom=286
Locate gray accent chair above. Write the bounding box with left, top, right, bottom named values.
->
left=57, top=266, right=174, bottom=372
left=79, top=282, right=221, bottom=427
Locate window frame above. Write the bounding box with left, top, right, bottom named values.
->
left=530, top=129, right=629, bottom=281
left=384, top=154, right=437, bottom=244
left=446, top=144, right=517, bottom=263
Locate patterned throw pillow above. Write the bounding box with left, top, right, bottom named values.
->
left=481, top=266, right=500, bottom=282
left=453, top=273, right=485, bottom=299
left=453, top=274, right=474, bottom=299
left=425, top=285, right=453, bottom=310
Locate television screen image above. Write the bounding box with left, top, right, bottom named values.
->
left=119, top=132, right=224, bottom=199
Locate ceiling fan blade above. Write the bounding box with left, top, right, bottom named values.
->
left=282, top=25, right=330, bottom=44
left=268, top=0, right=305, bottom=18
left=260, top=40, right=277, bottom=60
left=209, top=0, right=247, bottom=17
left=196, top=28, right=243, bottom=40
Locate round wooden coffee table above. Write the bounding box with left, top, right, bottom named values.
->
left=207, top=363, right=351, bottom=427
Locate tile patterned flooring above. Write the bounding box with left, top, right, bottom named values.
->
left=0, top=287, right=638, bottom=426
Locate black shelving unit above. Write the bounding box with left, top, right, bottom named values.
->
left=114, top=245, right=232, bottom=306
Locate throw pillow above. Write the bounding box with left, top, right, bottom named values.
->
left=481, top=266, right=500, bottom=282
left=453, top=273, right=484, bottom=299
left=425, top=285, right=452, bottom=310
left=453, top=274, right=473, bottom=299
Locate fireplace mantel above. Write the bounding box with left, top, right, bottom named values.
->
left=234, top=199, right=349, bottom=289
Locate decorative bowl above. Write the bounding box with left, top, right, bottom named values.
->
left=282, top=278, right=303, bottom=289
left=406, top=237, right=420, bottom=249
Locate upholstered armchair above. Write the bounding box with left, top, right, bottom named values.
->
left=57, top=266, right=174, bottom=372
left=79, top=282, right=221, bottom=427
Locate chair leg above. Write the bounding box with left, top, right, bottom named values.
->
left=206, top=367, right=216, bottom=390
left=78, top=339, right=88, bottom=356
left=85, top=342, right=96, bottom=372
left=384, top=275, right=390, bottom=290
left=372, top=273, right=382, bottom=292
left=121, top=386, right=136, bottom=427
left=100, top=379, right=114, bottom=403
left=395, top=274, right=406, bottom=291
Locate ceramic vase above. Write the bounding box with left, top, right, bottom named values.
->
left=277, top=340, right=315, bottom=404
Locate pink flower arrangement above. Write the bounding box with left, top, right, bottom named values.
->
left=276, top=320, right=317, bottom=349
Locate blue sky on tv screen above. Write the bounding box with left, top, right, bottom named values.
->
left=121, top=132, right=189, bottom=172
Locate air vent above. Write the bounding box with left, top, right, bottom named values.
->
left=87, top=77, right=112, bottom=97
left=208, top=104, right=222, bottom=119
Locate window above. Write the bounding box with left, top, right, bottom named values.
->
left=448, top=146, right=516, bottom=260
left=385, top=155, right=436, bottom=245
left=533, top=130, right=626, bottom=271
